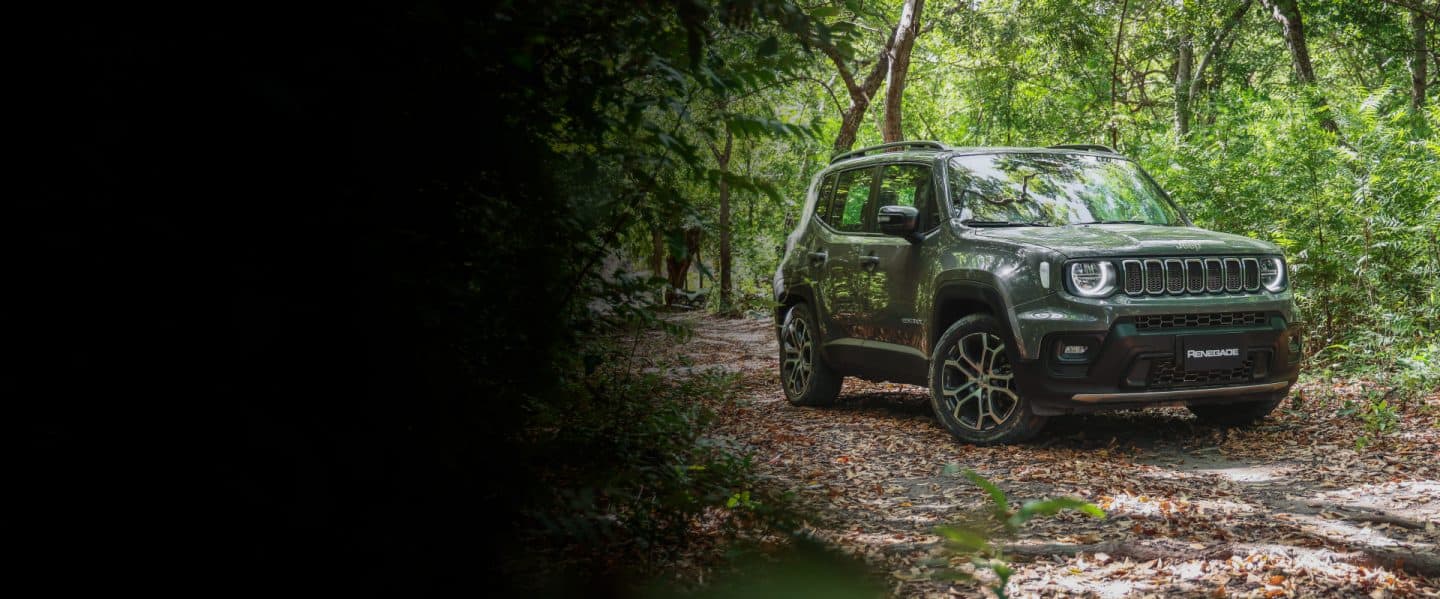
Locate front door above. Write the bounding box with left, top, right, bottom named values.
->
left=857, top=163, right=938, bottom=359
left=815, top=166, right=877, bottom=339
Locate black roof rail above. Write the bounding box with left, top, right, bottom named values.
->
left=1049, top=143, right=1118, bottom=154
left=830, top=140, right=948, bottom=164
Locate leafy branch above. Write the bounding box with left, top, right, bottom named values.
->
left=935, top=469, right=1105, bottom=598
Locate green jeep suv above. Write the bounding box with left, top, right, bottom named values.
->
left=773, top=141, right=1302, bottom=444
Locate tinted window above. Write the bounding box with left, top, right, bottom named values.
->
left=830, top=168, right=874, bottom=233
left=813, top=174, right=837, bottom=223
left=877, top=164, right=938, bottom=227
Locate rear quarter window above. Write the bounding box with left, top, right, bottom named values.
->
left=829, top=167, right=874, bottom=233
left=813, top=174, right=837, bottom=223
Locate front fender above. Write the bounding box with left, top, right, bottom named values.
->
left=923, top=238, right=1059, bottom=359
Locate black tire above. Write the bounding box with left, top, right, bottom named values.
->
left=928, top=314, right=1048, bottom=444
left=779, top=303, right=842, bottom=406
left=1187, top=392, right=1285, bottom=426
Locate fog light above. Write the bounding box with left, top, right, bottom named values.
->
left=1053, top=338, right=1097, bottom=363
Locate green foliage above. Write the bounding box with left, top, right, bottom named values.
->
left=652, top=538, right=883, bottom=599
left=1341, top=387, right=1404, bottom=450
left=936, top=469, right=1104, bottom=598
left=1146, top=88, right=1440, bottom=394
left=518, top=364, right=797, bottom=583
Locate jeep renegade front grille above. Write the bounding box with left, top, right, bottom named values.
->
left=1121, top=257, right=1262, bottom=296
left=1149, top=358, right=1256, bottom=388
left=1133, top=311, right=1268, bottom=330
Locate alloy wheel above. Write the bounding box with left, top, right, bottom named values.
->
left=781, top=316, right=813, bottom=396
left=940, top=332, right=1019, bottom=431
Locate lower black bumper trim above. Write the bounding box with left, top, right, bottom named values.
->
left=1071, top=380, right=1290, bottom=403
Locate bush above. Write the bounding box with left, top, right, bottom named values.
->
left=511, top=353, right=797, bottom=588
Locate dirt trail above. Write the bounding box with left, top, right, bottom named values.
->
left=645, top=314, right=1440, bottom=597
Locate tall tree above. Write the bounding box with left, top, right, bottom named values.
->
left=1259, top=0, right=1340, bottom=133
left=822, top=37, right=893, bottom=152
left=1110, top=0, right=1132, bottom=148
left=882, top=0, right=927, bottom=142
left=711, top=124, right=735, bottom=311
left=665, top=228, right=703, bottom=304
left=1412, top=1, right=1430, bottom=113
left=1175, top=27, right=1193, bottom=137
left=823, top=1, right=927, bottom=151
left=1176, top=0, right=1254, bottom=136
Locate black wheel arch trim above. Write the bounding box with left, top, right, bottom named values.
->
left=928, top=281, right=1030, bottom=359
left=775, top=284, right=818, bottom=339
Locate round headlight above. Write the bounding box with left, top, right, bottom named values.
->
left=1068, top=261, right=1117, bottom=297
left=1259, top=257, right=1286, bottom=292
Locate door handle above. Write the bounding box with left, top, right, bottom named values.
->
left=859, top=255, right=880, bottom=270
left=808, top=250, right=828, bottom=265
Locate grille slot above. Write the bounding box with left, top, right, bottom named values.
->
left=1144, top=260, right=1165, bottom=293
left=1123, top=261, right=1143, bottom=294
left=1186, top=259, right=1204, bottom=292
left=1133, top=311, right=1268, bottom=330
left=1224, top=258, right=1243, bottom=291
left=1205, top=259, right=1223, bottom=292
left=1149, top=357, right=1256, bottom=388
left=1165, top=259, right=1185, bottom=293
left=1242, top=258, right=1260, bottom=290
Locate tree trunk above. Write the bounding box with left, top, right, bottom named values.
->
left=834, top=105, right=874, bottom=152
left=665, top=237, right=687, bottom=304
left=1259, top=0, right=1340, bottom=133
left=1191, top=0, right=1253, bottom=103
left=716, top=127, right=733, bottom=313
left=650, top=227, right=664, bottom=304
left=823, top=42, right=891, bottom=153
left=1413, top=2, right=1430, bottom=113
left=824, top=2, right=941, bottom=152
left=664, top=227, right=703, bottom=305
left=649, top=228, right=663, bottom=279
left=692, top=230, right=702, bottom=290
left=882, top=0, right=926, bottom=143
left=1176, top=0, right=1252, bottom=134
left=1175, top=31, right=1193, bottom=137
left=1110, top=0, right=1131, bottom=148
left=1260, top=0, right=1316, bottom=82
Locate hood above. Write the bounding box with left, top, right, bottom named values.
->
left=974, top=224, right=1278, bottom=258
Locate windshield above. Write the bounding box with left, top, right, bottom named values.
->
left=949, top=153, right=1185, bottom=226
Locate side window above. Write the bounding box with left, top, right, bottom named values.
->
left=878, top=164, right=939, bottom=228
left=813, top=174, right=837, bottom=223
left=829, top=167, right=874, bottom=233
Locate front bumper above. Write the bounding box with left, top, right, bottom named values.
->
left=1011, top=312, right=1303, bottom=415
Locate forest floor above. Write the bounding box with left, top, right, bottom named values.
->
left=640, top=313, right=1440, bottom=598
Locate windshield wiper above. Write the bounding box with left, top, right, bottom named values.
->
left=1070, top=219, right=1149, bottom=225
left=962, top=219, right=1051, bottom=227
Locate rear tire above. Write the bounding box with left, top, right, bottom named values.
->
left=928, top=314, right=1047, bottom=444
left=779, top=303, right=842, bottom=406
left=1187, top=392, right=1285, bottom=427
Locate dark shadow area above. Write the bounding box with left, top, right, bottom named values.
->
left=1040, top=409, right=1220, bottom=450
left=14, top=3, right=560, bottom=595
left=821, top=384, right=1233, bottom=450
left=825, top=386, right=933, bottom=418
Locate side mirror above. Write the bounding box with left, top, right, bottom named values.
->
left=877, top=205, right=919, bottom=237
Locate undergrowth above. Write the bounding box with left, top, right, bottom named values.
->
left=507, top=323, right=799, bottom=591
